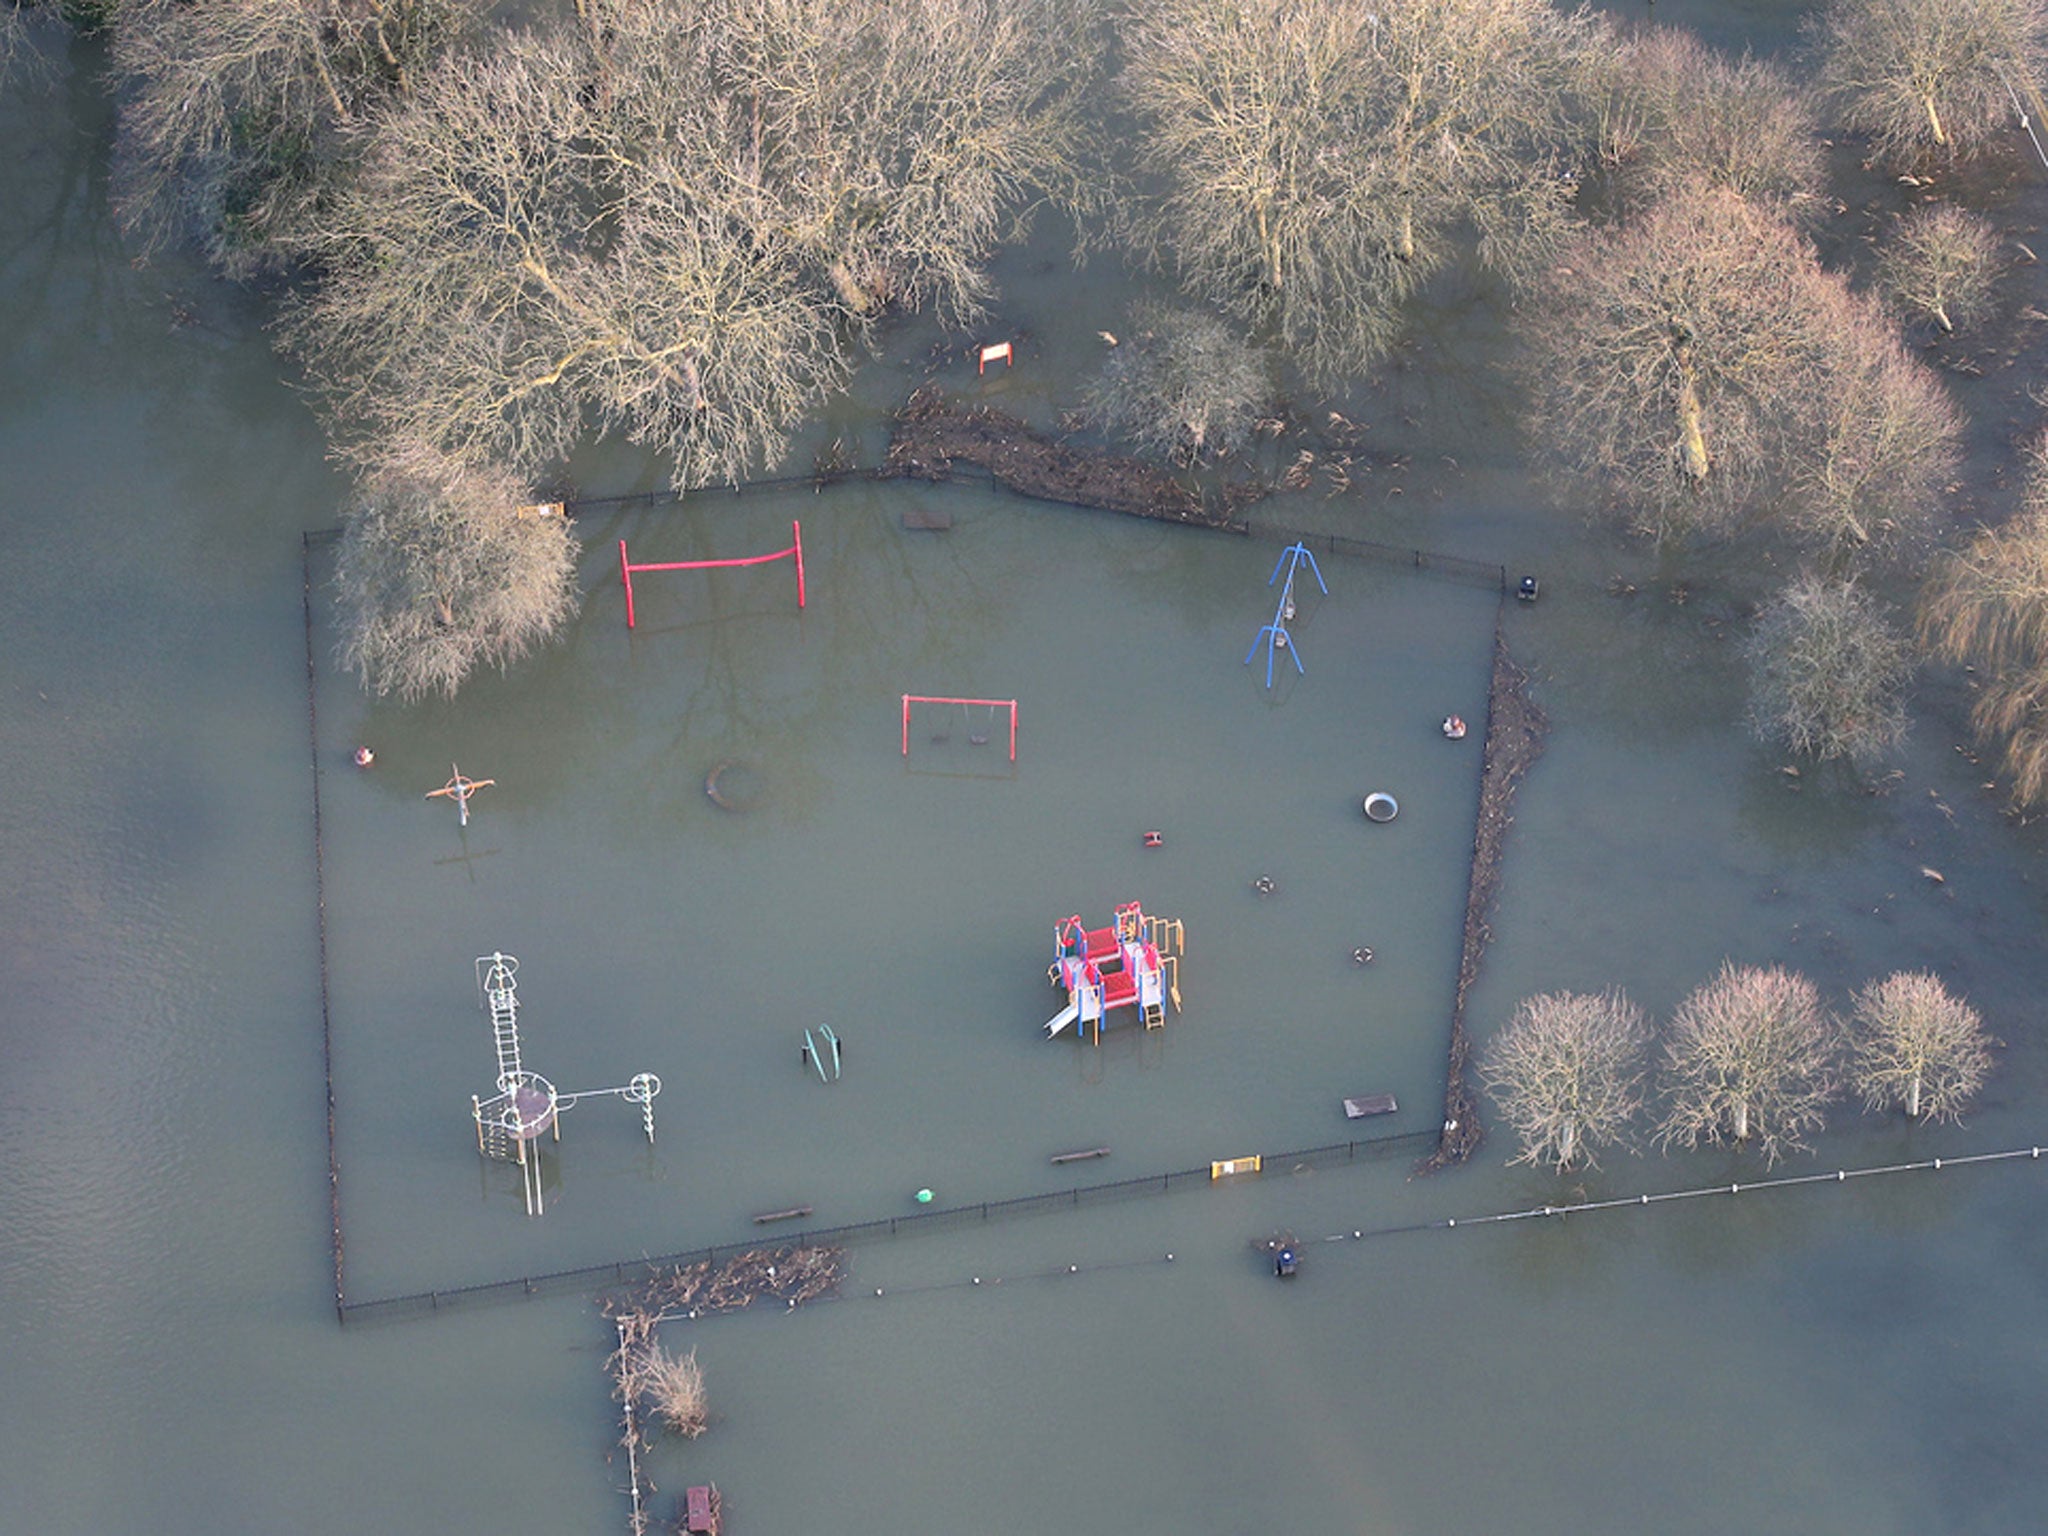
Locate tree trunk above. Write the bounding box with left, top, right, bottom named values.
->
left=1907, top=1071, right=1922, bottom=1119
left=1733, top=1097, right=1749, bottom=1142
left=1676, top=373, right=1709, bottom=485
left=1395, top=208, right=1414, bottom=264
left=827, top=261, right=877, bottom=314
left=1924, top=92, right=1947, bottom=148
left=1559, top=1120, right=1577, bottom=1167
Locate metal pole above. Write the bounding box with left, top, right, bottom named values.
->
left=619, top=539, right=637, bottom=630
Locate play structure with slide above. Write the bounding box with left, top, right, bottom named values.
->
left=1043, top=902, right=1185, bottom=1045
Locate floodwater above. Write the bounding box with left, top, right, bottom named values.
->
left=6, top=10, right=2048, bottom=1534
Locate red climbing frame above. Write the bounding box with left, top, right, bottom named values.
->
left=901, top=695, right=1018, bottom=763
left=618, top=521, right=805, bottom=630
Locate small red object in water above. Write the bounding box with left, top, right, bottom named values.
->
left=1143, top=830, right=1163, bottom=848
left=684, top=1485, right=722, bottom=1534
left=1441, top=715, right=1467, bottom=740
left=353, top=746, right=375, bottom=768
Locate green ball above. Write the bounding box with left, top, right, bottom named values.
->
left=915, top=1188, right=934, bottom=1204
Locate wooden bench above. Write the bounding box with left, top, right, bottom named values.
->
left=1343, top=1093, right=1398, bottom=1119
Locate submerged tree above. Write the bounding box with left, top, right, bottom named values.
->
left=108, top=0, right=486, bottom=276
left=282, top=29, right=846, bottom=487
left=287, top=0, right=1094, bottom=487
left=1117, top=0, right=1592, bottom=384
left=332, top=441, right=579, bottom=702
left=1077, top=303, right=1272, bottom=464
left=1922, top=439, right=2048, bottom=804
left=1744, top=575, right=1914, bottom=767
left=1811, top=0, right=2048, bottom=163
left=1873, top=203, right=2004, bottom=336
left=636, top=1340, right=709, bottom=1439
left=584, top=0, right=1099, bottom=328
left=1659, top=962, right=1839, bottom=1166
left=1522, top=183, right=1959, bottom=549
left=1848, top=971, right=1995, bottom=1122
left=1789, top=307, right=1965, bottom=558
left=1578, top=24, right=1824, bottom=221
left=1480, top=989, right=1650, bottom=1173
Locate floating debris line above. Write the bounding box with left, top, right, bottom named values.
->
left=1420, top=616, right=1547, bottom=1174
left=603, top=1243, right=847, bottom=1322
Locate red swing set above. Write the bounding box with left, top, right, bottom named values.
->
left=617, top=521, right=805, bottom=630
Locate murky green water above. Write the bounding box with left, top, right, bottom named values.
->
left=7, top=12, right=2048, bottom=1535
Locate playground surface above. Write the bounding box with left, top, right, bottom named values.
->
left=309, top=476, right=1501, bottom=1302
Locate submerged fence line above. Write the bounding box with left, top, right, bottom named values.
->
left=558, top=469, right=1510, bottom=592
left=305, top=457, right=1511, bottom=1323
left=301, top=531, right=348, bottom=1322
left=335, top=1129, right=1434, bottom=1325
left=1314, top=1142, right=2048, bottom=1248
left=1242, top=521, right=1507, bottom=593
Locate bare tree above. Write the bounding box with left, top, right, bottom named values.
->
left=1848, top=971, right=1995, bottom=1122
left=1744, top=575, right=1914, bottom=766
left=1578, top=24, right=1824, bottom=222
left=1873, top=203, right=2004, bottom=335
left=583, top=0, right=1100, bottom=328
left=1117, top=0, right=1594, bottom=384
left=1786, top=301, right=1965, bottom=557
left=332, top=440, right=579, bottom=702
left=1812, top=0, right=2048, bottom=163
left=1658, top=962, right=1840, bottom=1166
left=1522, top=184, right=1960, bottom=549
left=1077, top=302, right=1272, bottom=464
left=1922, top=438, right=2048, bottom=804
left=282, top=28, right=847, bottom=488
left=107, top=0, right=486, bottom=276
left=635, top=1341, right=709, bottom=1439
left=1480, top=989, right=1650, bottom=1173
left=288, top=2, right=1092, bottom=487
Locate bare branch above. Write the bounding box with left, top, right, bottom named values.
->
left=1077, top=302, right=1273, bottom=464
left=1117, top=0, right=1595, bottom=385
left=1577, top=24, right=1824, bottom=222
left=1812, top=0, right=2048, bottom=165
left=1658, top=962, right=1840, bottom=1167
left=1522, top=184, right=1960, bottom=551
left=1848, top=971, right=1996, bottom=1123
left=332, top=438, right=579, bottom=702
left=1873, top=202, right=2005, bottom=336
left=1480, top=989, right=1650, bottom=1173
left=1743, top=575, right=1914, bottom=767
left=1921, top=437, right=2048, bottom=805
left=108, top=0, right=487, bottom=276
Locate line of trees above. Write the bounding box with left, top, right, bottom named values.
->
left=16, top=0, right=2048, bottom=725
left=1481, top=965, right=1998, bottom=1173
left=88, top=0, right=1101, bottom=698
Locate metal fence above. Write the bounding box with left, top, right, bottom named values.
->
left=559, top=474, right=1512, bottom=592
left=306, top=461, right=1505, bottom=1325
left=1244, top=522, right=1509, bottom=593
left=301, top=531, right=348, bottom=1322
left=335, top=1128, right=1436, bottom=1325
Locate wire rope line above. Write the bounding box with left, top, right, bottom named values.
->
left=1316, top=1144, right=2048, bottom=1248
